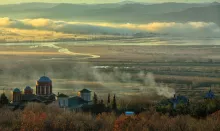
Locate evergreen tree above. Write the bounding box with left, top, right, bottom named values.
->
left=100, top=99, right=104, bottom=104
left=93, top=92, right=98, bottom=105
left=112, top=94, right=117, bottom=110
left=0, top=93, right=9, bottom=105
left=107, top=93, right=110, bottom=105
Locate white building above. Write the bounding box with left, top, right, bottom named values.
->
left=78, top=88, right=92, bottom=101
left=57, top=93, right=69, bottom=108
left=57, top=88, right=93, bottom=111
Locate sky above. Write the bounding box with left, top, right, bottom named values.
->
left=0, top=0, right=219, bottom=4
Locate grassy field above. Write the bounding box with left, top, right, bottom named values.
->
left=0, top=42, right=219, bottom=101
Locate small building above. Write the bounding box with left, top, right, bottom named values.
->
left=125, top=111, right=135, bottom=116
left=78, top=88, right=92, bottom=101
left=57, top=88, right=93, bottom=111
left=57, top=93, right=69, bottom=108
left=204, top=88, right=215, bottom=99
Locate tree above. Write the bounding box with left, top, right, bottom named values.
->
left=190, top=102, right=207, bottom=118
left=0, top=93, right=9, bottom=106
left=112, top=94, right=117, bottom=110
left=92, top=103, right=106, bottom=115
left=100, top=99, right=104, bottom=104
left=93, top=92, right=98, bottom=105
left=107, top=93, right=110, bottom=105
left=175, top=104, right=190, bottom=115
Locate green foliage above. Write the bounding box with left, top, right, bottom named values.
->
left=157, top=104, right=173, bottom=114
left=107, top=93, right=110, bottom=105
left=0, top=93, right=9, bottom=106
left=205, top=99, right=220, bottom=115
left=189, top=100, right=220, bottom=118
left=2, top=100, right=220, bottom=130
left=190, top=102, right=207, bottom=118
left=175, top=104, right=190, bottom=115
left=93, top=92, right=98, bottom=105
left=92, top=104, right=106, bottom=115
left=112, top=94, right=117, bottom=111
left=206, top=100, right=217, bottom=114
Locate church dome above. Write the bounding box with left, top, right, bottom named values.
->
left=13, top=88, right=21, bottom=93
left=38, top=76, right=52, bottom=83
left=25, top=86, right=32, bottom=90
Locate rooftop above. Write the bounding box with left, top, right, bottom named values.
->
left=125, top=111, right=135, bottom=116
left=13, top=88, right=21, bottom=93
left=79, top=88, right=91, bottom=93
left=25, top=86, right=32, bottom=90
left=38, top=76, right=52, bottom=83
left=57, top=93, right=69, bottom=98
left=68, top=96, right=89, bottom=107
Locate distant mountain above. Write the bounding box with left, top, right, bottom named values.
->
left=47, top=2, right=206, bottom=15
left=0, top=2, right=219, bottom=26
left=0, top=2, right=57, bottom=11
left=209, top=2, right=220, bottom=5
left=119, top=0, right=138, bottom=4
left=119, top=0, right=150, bottom=5
left=36, top=2, right=207, bottom=22
left=0, top=2, right=57, bottom=18
left=159, top=5, right=220, bottom=26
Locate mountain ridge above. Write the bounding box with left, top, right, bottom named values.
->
left=0, top=2, right=219, bottom=26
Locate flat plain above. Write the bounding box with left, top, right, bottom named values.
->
left=0, top=39, right=220, bottom=101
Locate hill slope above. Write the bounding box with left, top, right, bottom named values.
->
left=0, top=2, right=219, bottom=26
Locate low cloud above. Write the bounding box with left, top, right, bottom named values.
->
left=0, top=17, right=220, bottom=37
left=22, top=18, right=54, bottom=27
left=142, top=22, right=220, bottom=36
left=0, top=17, right=14, bottom=27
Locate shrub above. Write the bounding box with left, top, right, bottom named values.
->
left=0, top=108, right=21, bottom=130
left=1, top=100, right=220, bottom=130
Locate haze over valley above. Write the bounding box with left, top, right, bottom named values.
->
left=0, top=1, right=220, bottom=101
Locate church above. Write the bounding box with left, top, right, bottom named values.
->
left=9, top=75, right=56, bottom=110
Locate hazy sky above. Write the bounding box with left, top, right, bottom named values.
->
left=0, top=0, right=219, bottom=4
